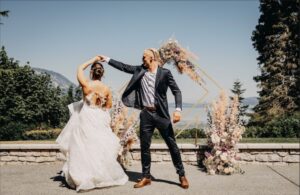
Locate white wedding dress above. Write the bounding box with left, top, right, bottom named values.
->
left=56, top=92, right=128, bottom=192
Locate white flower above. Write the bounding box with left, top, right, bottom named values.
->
left=220, top=153, right=228, bottom=161
left=208, top=169, right=215, bottom=175
left=228, top=167, right=234, bottom=174
left=211, top=133, right=220, bottom=144
left=216, top=150, right=221, bottom=156
left=215, top=158, right=221, bottom=164
left=217, top=165, right=224, bottom=171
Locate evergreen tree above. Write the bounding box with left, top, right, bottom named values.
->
left=65, top=85, right=82, bottom=104
left=250, top=0, right=299, bottom=125
left=74, top=86, right=83, bottom=102
left=0, top=10, right=9, bottom=17
left=66, top=85, right=74, bottom=104
left=230, top=80, right=249, bottom=125
left=59, top=85, right=83, bottom=126
left=0, top=10, right=9, bottom=24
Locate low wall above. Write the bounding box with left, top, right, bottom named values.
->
left=0, top=143, right=299, bottom=165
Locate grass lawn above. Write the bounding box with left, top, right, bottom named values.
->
left=0, top=138, right=299, bottom=144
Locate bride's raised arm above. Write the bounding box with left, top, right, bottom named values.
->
left=77, top=56, right=100, bottom=94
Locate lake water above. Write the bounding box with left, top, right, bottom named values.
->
left=169, top=107, right=208, bottom=128
left=126, top=106, right=208, bottom=129
left=127, top=105, right=252, bottom=129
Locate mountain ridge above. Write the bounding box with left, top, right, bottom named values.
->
left=33, top=67, right=258, bottom=107
left=33, top=67, right=76, bottom=94
left=169, top=97, right=258, bottom=107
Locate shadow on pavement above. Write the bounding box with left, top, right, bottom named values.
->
left=50, top=171, right=73, bottom=190
left=124, top=170, right=142, bottom=182
left=151, top=177, right=181, bottom=187
left=125, top=170, right=181, bottom=187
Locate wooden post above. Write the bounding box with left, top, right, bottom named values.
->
left=195, top=127, right=198, bottom=146
left=194, top=113, right=201, bottom=146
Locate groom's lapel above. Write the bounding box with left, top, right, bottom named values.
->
left=136, top=67, right=147, bottom=81
left=155, top=67, right=162, bottom=90
left=127, top=67, right=146, bottom=90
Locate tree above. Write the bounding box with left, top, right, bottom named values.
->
left=0, top=47, right=66, bottom=140
left=0, top=10, right=9, bottom=24
left=250, top=0, right=299, bottom=125
left=0, top=10, right=9, bottom=17
left=230, top=80, right=249, bottom=125
left=59, top=85, right=83, bottom=126
left=74, top=86, right=83, bottom=102
left=65, top=85, right=82, bottom=104
left=66, top=85, right=74, bottom=104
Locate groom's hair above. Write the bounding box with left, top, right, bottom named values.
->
left=147, top=48, right=160, bottom=62
left=90, top=62, right=104, bottom=81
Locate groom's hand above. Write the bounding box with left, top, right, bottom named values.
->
left=97, top=55, right=109, bottom=62
left=173, top=111, right=181, bottom=123
left=97, top=55, right=104, bottom=62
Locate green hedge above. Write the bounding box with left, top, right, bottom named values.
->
left=244, top=114, right=300, bottom=138
left=136, top=127, right=206, bottom=139
left=22, top=129, right=61, bottom=140
left=0, top=122, right=34, bottom=141
left=0, top=121, right=63, bottom=141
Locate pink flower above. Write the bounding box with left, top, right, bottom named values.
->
left=205, top=151, right=212, bottom=157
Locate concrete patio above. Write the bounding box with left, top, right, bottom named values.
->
left=0, top=162, right=299, bottom=195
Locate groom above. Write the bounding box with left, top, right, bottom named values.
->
left=99, top=48, right=189, bottom=189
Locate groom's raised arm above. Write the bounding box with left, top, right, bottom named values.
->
left=101, top=56, right=139, bottom=74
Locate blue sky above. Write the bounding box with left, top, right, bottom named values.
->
left=1, top=0, right=260, bottom=103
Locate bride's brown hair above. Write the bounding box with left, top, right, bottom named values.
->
left=90, top=62, right=104, bottom=81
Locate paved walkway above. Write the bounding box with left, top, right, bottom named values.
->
left=0, top=163, right=299, bottom=195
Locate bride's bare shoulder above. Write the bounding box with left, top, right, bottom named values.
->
left=91, top=81, right=110, bottom=96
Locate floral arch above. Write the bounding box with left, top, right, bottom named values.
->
left=110, top=38, right=224, bottom=167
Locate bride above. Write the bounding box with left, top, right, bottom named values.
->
left=56, top=56, right=128, bottom=192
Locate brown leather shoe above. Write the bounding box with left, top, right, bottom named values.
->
left=179, top=176, right=189, bottom=189
left=134, top=177, right=151, bottom=188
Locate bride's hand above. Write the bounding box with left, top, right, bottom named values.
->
left=93, top=56, right=101, bottom=62
left=97, top=55, right=108, bottom=62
